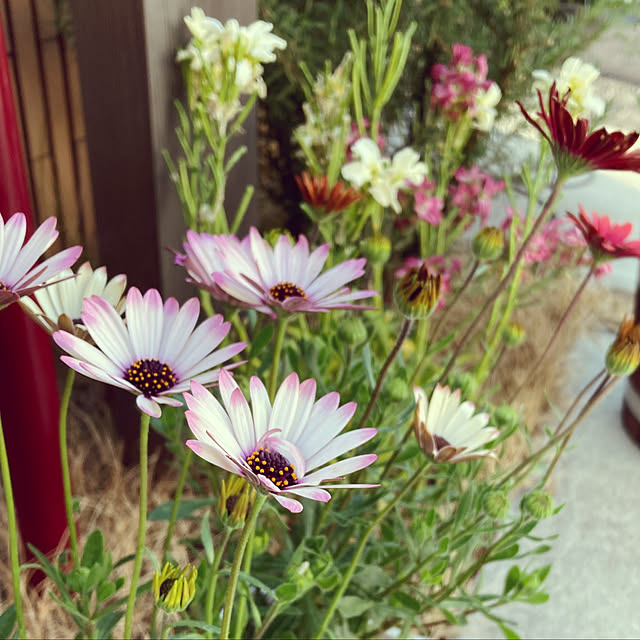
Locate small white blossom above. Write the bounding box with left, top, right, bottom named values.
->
left=473, top=82, right=501, bottom=131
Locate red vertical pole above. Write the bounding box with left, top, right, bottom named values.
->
left=623, top=266, right=640, bottom=445
left=0, top=15, right=68, bottom=569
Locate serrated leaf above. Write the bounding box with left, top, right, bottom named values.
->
left=81, top=529, right=105, bottom=568
left=249, top=324, right=274, bottom=359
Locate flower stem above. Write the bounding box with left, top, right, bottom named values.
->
left=509, top=262, right=596, bottom=403
left=219, top=493, right=267, bottom=640
left=231, top=526, right=255, bottom=639
left=0, top=411, right=26, bottom=640
left=436, top=177, right=564, bottom=385
left=357, top=318, right=413, bottom=430
left=254, top=601, right=284, bottom=640
left=269, top=317, right=290, bottom=401
left=205, top=527, right=232, bottom=633
left=124, top=411, right=150, bottom=640
left=59, top=368, right=79, bottom=568
left=162, top=448, right=193, bottom=563
left=313, top=466, right=424, bottom=639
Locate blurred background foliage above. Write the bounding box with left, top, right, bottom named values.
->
left=258, top=0, right=636, bottom=229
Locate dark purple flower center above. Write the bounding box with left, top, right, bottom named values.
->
left=246, top=447, right=298, bottom=488
left=434, top=434, right=451, bottom=450
left=159, top=578, right=176, bottom=599
left=124, top=358, right=177, bottom=397
left=269, top=281, right=307, bottom=302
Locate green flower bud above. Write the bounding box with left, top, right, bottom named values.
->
left=483, top=490, right=510, bottom=519
left=605, top=317, right=640, bottom=377
left=337, top=317, right=367, bottom=345
left=394, top=263, right=441, bottom=319
left=450, top=372, right=478, bottom=398
left=521, top=490, right=554, bottom=520
left=263, top=228, right=294, bottom=248
left=493, top=404, right=519, bottom=430
left=502, top=322, right=525, bottom=347
left=387, top=378, right=410, bottom=401
left=361, top=235, right=392, bottom=265
left=152, top=563, right=198, bottom=613
left=472, top=226, right=505, bottom=262
left=218, top=476, right=255, bottom=527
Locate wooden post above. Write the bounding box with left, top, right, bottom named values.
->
left=70, top=1, right=257, bottom=450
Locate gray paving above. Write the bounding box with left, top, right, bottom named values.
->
left=462, top=12, right=640, bottom=639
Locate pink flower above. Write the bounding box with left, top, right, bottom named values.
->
left=567, top=206, right=640, bottom=261
left=0, top=213, right=82, bottom=310
left=410, top=179, right=444, bottom=225
left=448, top=167, right=505, bottom=226
left=185, top=370, right=378, bottom=513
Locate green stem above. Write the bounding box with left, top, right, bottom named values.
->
left=436, top=177, right=564, bottom=385
left=205, top=527, right=232, bottom=633
left=269, top=317, right=289, bottom=401
left=254, top=601, right=283, bottom=640
left=231, top=527, right=256, bottom=639
left=509, top=263, right=596, bottom=403
left=313, top=466, right=424, bottom=639
left=357, top=318, right=413, bottom=430
left=124, top=412, right=151, bottom=640
left=0, top=411, right=26, bottom=639
left=219, top=494, right=267, bottom=640
left=59, top=368, right=79, bottom=568
left=162, top=448, right=193, bottom=563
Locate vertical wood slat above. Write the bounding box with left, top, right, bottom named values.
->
left=1, top=0, right=96, bottom=260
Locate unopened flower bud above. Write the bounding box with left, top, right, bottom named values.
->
left=502, top=322, right=525, bottom=347
left=450, top=372, right=478, bottom=398
left=361, top=235, right=391, bottom=265
left=388, top=378, right=410, bottom=401
left=472, top=226, right=504, bottom=261
left=394, top=263, right=441, bottom=319
left=605, top=317, right=640, bottom=377
left=264, top=228, right=294, bottom=248
left=521, top=490, right=554, bottom=520
left=337, top=317, right=367, bottom=345
left=218, top=476, right=254, bottom=526
left=493, top=404, right=519, bottom=429
left=152, top=562, right=198, bottom=613
left=483, top=490, right=510, bottom=519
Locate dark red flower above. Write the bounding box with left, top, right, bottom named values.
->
left=567, top=205, right=640, bottom=261
left=518, top=84, right=640, bottom=176
left=295, top=172, right=362, bottom=213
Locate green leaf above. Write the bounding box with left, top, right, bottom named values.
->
left=95, top=610, right=125, bottom=639
left=361, top=343, right=375, bottom=389
left=391, top=591, right=421, bottom=613
left=504, top=565, right=521, bottom=595
left=275, top=582, right=299, bottom=603
left=0, top=605, right=16, bottom=639
left=520, top=592, right=549, bottom=605
left=317, top=571, right=341, bottom=591
left=148, top=498, right=213, bottom=521
left=201, top=512, right=214, bottom=566
left=81, top=529, right=105, bottom=568
left=499, top=622, right=521, bottom=639
left=249, top=324, right=274, bottom=359
left=491, top=544, right=520, bottom=561
left=336, top=595, right=373, bottom=619
left=97, top=582, right=116, bottom=602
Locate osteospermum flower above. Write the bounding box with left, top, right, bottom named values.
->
left=413, top=385, right=498, bottom=463
left=185, top=370, right=378, bottom=513
left=567, top=206, right=640, bottom=261
left=0, top=213, right=82, bottom=310
left=518, top=83, right=640, bottom=177
left=295, top=172, right=362, bottom=213
left=178, top=227, right=376, bottom=316
left=53, top=287, right=246, bottom=417
left=20, top=261, right=126, bottom=337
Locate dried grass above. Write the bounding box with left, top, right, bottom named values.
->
left=0, top=275, right=632, bottom=639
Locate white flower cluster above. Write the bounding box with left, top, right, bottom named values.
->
left=341, top=138, right=428, bottom=213
left=178, top=8, right=286, bottom=125
left=473, top=83, right=502, bottom=132
left=294, top=54, right=353, bottom=163
left=532, top=57, right=605, bottom=120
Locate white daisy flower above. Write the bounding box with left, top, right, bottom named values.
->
left=0, top=213, right=82, bottom=311
left=413, top=384, right=498, bottom=463
left=185, top=369, right=378, bottom=513
left=20, top=261, right=126, bottom=336
left=52, top=287, right=247, bottom=418
left=175, top=228, right=376, bottom=316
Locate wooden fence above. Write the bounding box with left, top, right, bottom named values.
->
left=1, top=0, right=97, bottom=259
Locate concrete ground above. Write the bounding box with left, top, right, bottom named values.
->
left=462, top=12, right=640, bottom=640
